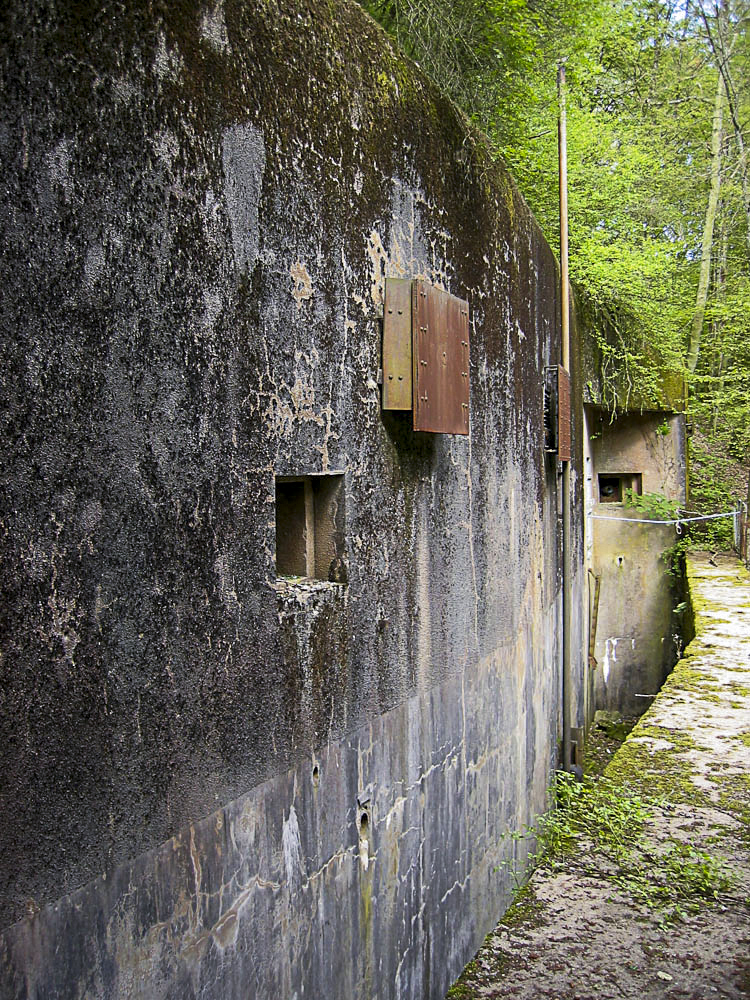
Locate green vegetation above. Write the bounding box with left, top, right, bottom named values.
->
left=583, top=717, right=637, bottom=775
left=624, top=489, right=681, bottom=521
left=445, top=971, right=479, bottom=999
left=360, top=0, right=750, bottom=532
left=517, top=772, right=731, bottom=923
left=713, top=771, right=750, bottom=844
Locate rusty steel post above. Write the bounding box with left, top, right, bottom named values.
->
left=558, top=62, right=573, bottom=774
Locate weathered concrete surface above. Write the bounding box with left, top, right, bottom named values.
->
left=588, top=411, right=687, bottom=502
left=584, top=410, right=687, bottom=716
left=448, top=552, right=750, bottom=999
left=591, top=512, right=680, bottom=715
left=0, top=656, right=557, bottom=1000
left=0, top=1, right=585, bottom=997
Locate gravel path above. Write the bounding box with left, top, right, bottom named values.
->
left=447, top=553, right=750, bottom=1000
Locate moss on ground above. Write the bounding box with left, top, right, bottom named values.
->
left=605, top=732, right=712, bottom=808
left=661, top=661, right=722, bottom=695
left=710, top=772, right=750, bottom=836
left=631, top=723, right=702, bottom=752
left=583, top=718, right=636, bottom=777
left=497, top=881, right=547, bottom=931
left=449, top=556, right=749, bottom=996
left=445, top=961, right=481, bottom=999
left=445, top=882, right=547, bottom=996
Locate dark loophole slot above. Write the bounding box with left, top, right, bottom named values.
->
left=598, top=473, right=643, bottom=504
left=275, top=480, right=307, bottom=576
left=599, top=475, right=622, bottom=503
left=275, top=474, right=346, bottom=581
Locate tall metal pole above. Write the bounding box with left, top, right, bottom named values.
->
left=558, top=63, right=573, bottom=773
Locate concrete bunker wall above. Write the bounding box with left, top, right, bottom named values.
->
left=584, top=409, right=687, bottom=716
left=0, top=1, right=585, bottom=997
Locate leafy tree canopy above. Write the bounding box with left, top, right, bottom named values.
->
left=362, top=0, right=750, bottom=501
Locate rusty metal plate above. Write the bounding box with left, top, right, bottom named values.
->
left=412, top=281, right=470, bottom=435
left=544, top=366, right=558, bottom=452
left=557, top=365, right=571, bottom=462
left=382, top=278, right=413, bottom=410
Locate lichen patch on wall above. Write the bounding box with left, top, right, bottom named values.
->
left=200, top=1, right=230, bottom=52
left=153, top=30, right=185, bottom=83
left=290, top=260, right=313, bottom=309
left=222, top=124, right=266, bottom=275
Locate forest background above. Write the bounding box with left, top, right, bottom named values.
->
left=360, top=0, right=750, bottom=545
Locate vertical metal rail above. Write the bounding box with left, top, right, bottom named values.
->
left=587, top=568, right=601, bottom=674
left=558, top=63, right=573, bottom=773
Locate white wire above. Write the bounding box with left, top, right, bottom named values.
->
left=589, top=510, right=739, bottom=525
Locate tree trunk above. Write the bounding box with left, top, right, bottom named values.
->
left=687, top=68, right=724, bottom=375
left=711, top=228, right=728, bottom=435
left=696, top=0, right=750, bottom=267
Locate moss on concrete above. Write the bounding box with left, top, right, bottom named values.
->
left=712, top=773, right=750, bottom=843
left=497, top=881, right=547, bottom=931
left=445, top=960, right=482, bottom=999
left=604, top=720, right=712, bottom=808
left=446, top=882, right=546, bottom=997
left=630, top=723, right=703, bottom=752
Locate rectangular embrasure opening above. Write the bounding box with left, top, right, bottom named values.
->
left=598, top=473, right=643, bottom=503
left=275, top=474, right=346, bottom=581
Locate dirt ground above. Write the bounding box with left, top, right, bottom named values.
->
left=447, top=554, right=750, bottom=1000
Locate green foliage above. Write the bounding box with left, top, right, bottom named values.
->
left=540, top=772, right=652, bottom=860
left=624, top=489, right=681, bottom=520
left=508, top=772, right=733, bottom=924
left=689, top=435, right=741, bottom=549
left=361, top=0, right=750, bottom=474
left=358, top=0, right=598, bottom=146
left=501, top=2, right=705, bottom=393
left=662, top=534, right=690, bottom=581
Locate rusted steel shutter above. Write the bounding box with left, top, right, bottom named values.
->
left=557, top=365, right=571, bottom=462
left=412, top=280, right=470, bottom=435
